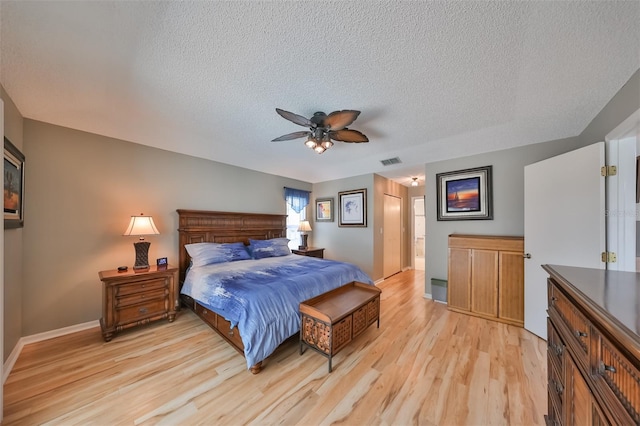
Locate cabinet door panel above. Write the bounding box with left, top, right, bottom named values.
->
left=448, top=248, right=471, bottom=311
left=498, top=251, right=524, bottom=325
left=471, top=249, right=498, bottom=318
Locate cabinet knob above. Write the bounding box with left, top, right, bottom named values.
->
left=523, top=253, right=532, bottom=259
left=575, top=330, right=588, bottom=338
left=228, top=330, right=234, bottom=337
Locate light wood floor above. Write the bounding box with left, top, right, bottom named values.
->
left=4, top=270, right=547, bottom=425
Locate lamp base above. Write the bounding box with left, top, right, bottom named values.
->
left=299, top=234, right=309, bottom=250
left=133, top=241, right=151, bottom=270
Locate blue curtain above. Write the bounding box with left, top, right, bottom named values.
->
left=284, top=187, right=311, bottom=213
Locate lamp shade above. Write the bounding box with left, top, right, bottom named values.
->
left=297, top=220, right=312, bottom=233
left=123, top=214, right=160, bottom=237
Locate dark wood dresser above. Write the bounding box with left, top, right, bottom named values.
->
left=543, top=265, right=640, bottom=425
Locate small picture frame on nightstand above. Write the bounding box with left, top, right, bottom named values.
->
left=156, top=257, right=168, bottom=269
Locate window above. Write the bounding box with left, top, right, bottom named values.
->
left=286, top=203, right=304, bottom=250
left=284, top=187, right=310, bottom=250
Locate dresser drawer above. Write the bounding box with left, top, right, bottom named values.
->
left=547, top=319, right=565, bottom=377
left=332, top=316, right=353, bottom=354
left=116, top=288, right=167, bottom=308
left=549, top=280, right=590, bottom=366
left=116, top=277, right=168, bottom=297
left=548, top=354, right=565, bottom=416
left=116, top=298, right=168, bottom=325
left=592, top=330, right=640, bottom=424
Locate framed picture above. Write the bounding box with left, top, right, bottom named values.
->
left=338, top=188, right=367, bottom=227
left=315, top=197, right=334, bottom=222
left=436, top=165, right=493, bottom=221
left=4, top=137, right=25, bottom=229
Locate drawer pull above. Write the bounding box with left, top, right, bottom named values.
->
left=139, top=307, right=148, bottom=314
left=600, top=362, right=617, bottom=374
left=203, top=309, right=208, bottom=315
left=575, top=330, right=588, bottom=338
left=551, top=378, right=563, bottom=394
left=228, top=330, right=234, bottom=337
left=553, top=344, right=564, bottom=356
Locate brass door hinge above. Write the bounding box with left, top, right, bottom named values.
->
left=601, top=252, right=617, bottom=263
left=601, top=165, right=617, bottom=177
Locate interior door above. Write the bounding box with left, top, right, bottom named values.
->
left=383, top=194, right=402, bottom=278
left=524, top=142, right=605, bottom=339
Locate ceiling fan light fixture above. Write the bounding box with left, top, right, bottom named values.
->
left=321, top=136, right=333, bottom=150
left=304, top=138, right=317, bottom=149
left=313, top=144, right=326, bottom=154
left=411, top=177, right=419, bottom=187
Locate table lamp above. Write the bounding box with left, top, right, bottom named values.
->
left=297, top=220, right=312, bottom=250
left=123, top=213, right=160, bottom=270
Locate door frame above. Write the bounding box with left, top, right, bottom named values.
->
left=605, top=108, right=639, bottom=272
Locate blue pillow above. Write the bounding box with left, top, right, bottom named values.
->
left=185, top=242, right=251, bottom=267
left=249, top=238, right=291, bottom=259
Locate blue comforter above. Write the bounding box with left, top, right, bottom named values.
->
left=181, top=254, right=373, bottom=369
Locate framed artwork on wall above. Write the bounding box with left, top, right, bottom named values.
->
left=4, top=137, right=25, bottom=229
left=436, top=165, right=493, bottom=221
left=315, top=197, right=334, bottom=222
left=338, top=188, right=367, bottom=227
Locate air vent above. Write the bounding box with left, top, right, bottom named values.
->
left=380, top=157, right=402, bottom=166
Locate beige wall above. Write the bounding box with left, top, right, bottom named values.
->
left=21, top=119, right=311, bottom=336
left=2, top=85, right=24, bottom=362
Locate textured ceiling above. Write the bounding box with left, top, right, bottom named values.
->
left=1, top=1, right=639, bottom=186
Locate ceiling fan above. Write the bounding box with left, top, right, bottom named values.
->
left=271, top=108, right=369, bottom=154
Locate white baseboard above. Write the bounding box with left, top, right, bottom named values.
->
left=424, top=292, right=432, bottom=299
left=3, top=319, right=100, bottom=384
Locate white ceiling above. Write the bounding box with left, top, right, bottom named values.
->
left=1, top=1, right=639, bottom=186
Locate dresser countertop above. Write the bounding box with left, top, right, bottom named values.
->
left=543, top=264, right=640, bottom=343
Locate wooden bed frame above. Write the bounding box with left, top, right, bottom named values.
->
left=177, top=209, right=287, bottom=374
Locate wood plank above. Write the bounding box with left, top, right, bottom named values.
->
left=3, top=269, right=547, bottom=425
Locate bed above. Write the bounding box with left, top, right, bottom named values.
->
left=177, top=209, right=373, bottom=373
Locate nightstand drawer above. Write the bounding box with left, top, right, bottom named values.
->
left=116, top=298, right=168, bottom=324
left=116, top=277, right=167, bottom=297
left=116, top=288, right=167, bottom=308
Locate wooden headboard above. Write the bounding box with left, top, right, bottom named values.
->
left=176, top=209, right=287, bottom=284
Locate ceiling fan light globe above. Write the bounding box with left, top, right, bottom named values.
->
left=304, top=138, right=317, bottom=149
left=314, top=145, right=326, bottom=154
left=321, top=140, right=333, bottom=149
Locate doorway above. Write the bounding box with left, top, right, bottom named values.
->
left=412, top=196, right=425, bottom=271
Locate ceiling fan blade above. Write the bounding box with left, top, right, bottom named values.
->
left=329, top=129, right=369, bottom=143
left=271, top=131, right=311, bottom=142
left=324, top=110, right=361, bottom=130
left=275, top=108, right=313, bottom=128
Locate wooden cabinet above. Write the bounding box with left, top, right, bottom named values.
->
left=447, top=235, right=524, bottom=326
left=99, top=265, right=179, bottom=341
left=544, top=265, right=640, bottom=425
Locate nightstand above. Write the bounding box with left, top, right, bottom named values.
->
left=291, top=247, right=325, bottom=259
left=99, top=265, right=179, bottom=342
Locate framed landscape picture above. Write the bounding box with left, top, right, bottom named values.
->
left=315, top=197, right=334, bottom=222
left=4, top=137, right=25, bottom=229
left=436, top=165, right=492, bottom=221
left=338, top=189, right=367, bottom=227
